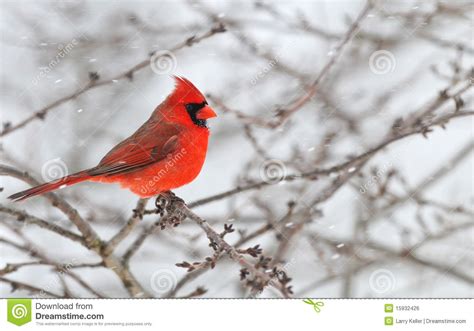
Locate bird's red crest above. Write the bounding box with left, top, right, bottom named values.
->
left=170, top=76, right=207, bottom=104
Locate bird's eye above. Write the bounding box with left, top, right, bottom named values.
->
left=185, top=104, right=195, bottom=112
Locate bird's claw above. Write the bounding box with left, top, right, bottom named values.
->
left=159, top=212, right=185, bottom=230
left=167, top=191, right=185, bottom=204
left=154, top=191, right=186, bottom=228
left=154, top=195, right=169, bottom=216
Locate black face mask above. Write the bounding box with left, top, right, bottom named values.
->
left=185, top=101, right=208, bottom=127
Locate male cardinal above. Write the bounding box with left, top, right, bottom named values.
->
left=9, top=76, right=217, bottom=201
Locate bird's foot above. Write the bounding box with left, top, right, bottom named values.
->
left=154, top=195, right=169, bottom=217
left=154, top=191, right=186, bottom=226
left=159, top=208, right=186, bottom=230
left=166, top=191, right=185, bottom=204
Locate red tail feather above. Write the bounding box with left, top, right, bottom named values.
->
left=8, top=172, right=90, bottom=201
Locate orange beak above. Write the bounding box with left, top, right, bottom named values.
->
left=196, top=105, right=217, bottom=120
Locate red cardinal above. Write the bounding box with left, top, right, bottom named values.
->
left=9, top=76, right=216, bottom=201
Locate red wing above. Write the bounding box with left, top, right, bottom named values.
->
left=87, top=123, right=180, bottom=177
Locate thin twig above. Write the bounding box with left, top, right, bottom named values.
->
left=103, top=198, right=149, bottom=256
left=0, top=205, right=86, bottom=246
